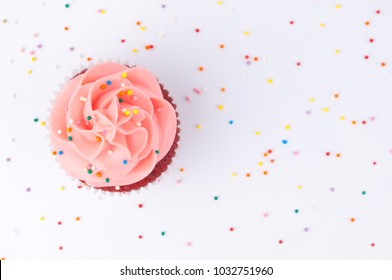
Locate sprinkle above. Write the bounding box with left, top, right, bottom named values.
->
left=58, top=151, right=63, bottom=155
left=60, top=186, right=65, bottom=191
left=27, top=69, right=32, bottom=74
left=138, top=235, right=143, bottom=239
left=34, top=118, right=39, bottom=122
left=68, top=136, right=73, bottom=141
left=195, top=28, right=200, bottom=33
left=96, top=172, right=102, bottom=177
left=87, top=115, right=92, bottom=120
left=255, top=131, right=261, bottom=136
left=228, top=120, right=234, bottom=125
left=39, top=216, right=45, bottom=221
left=362, top=191, right=367, bottom=195
left=258, top=162, right=263, bottom=166
left=155, top=150, right=160, bottom=154
left=229, top=227, right=234, bottom=232
left=121, top=72, right=127, bottom=78
left=123, top=110, right=130, bottom=116
left=161, top=231, right=166, bottom=236
left=105, top=178, right=110, bottom=183
left=282, top=139, right=288, bottom=144
left=350, top=217, right=356, bottom=222
left=100, top=84, right=106, bottom=90
left=198, top=66, right=204, bottom=71
left=285, top=124, right=291, bottom=130
left=246, top=173, right=251, bottom=177
left=106, top=80, right=112, bottom=85
left=294, top=209, right=299, bottom=214
left=64, top=26, right=69, bottom=31
left=31, top=57, right=37, bottom=62
left=127, top=90, right=133, bottom=95
left=115, top=186, right=120, bottom=190
left=335, top=4, right=341, bottom=9
left=123, top=159, right=128, bottom=165
left=278, top=240, right=284, bottom=244
left=133, top=109, right=139, bottom=114
left=214, top=196, right=219, bottom=200
left=297, top=185, right=302, bottom=190
left=108, top=150, right=113, bottom=154
left=121, top=39, right=126, bottom=43
left=243, top=31, right=250, bottom=36
left=66, top=127, right=72, bottom=132
left=119, top=98, right=123, bottom=103
left=196, top=124, right=202, bottom=129
left=369, top=38, right=374, bottom=43
left=87, top=169, right=92, bottom=174
left=219, top=44, right=225, bottom=49
left=59, top=246, right=63, bottom=250
left=267, top=78, right=273, bottom=84
left=217, top=105, right=224, bottom=110
left=65, top=3, right=70, bottom=8
left=75, top=217, right=81, bottom=221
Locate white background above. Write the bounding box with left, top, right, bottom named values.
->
left=1, top=0, right=392, bottom=259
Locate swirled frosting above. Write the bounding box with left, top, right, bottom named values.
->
left=50, top=62, right=177, bottom=188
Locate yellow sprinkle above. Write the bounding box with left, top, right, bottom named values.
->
left=217, top=105, right=224, bottom=110
left=124, top=110, right=130, bottom=116
left=31, top=57, right=37, bottom=62
left=132, top=48, right=138, bottom=53
left=320, top=23, right=325, bottom=27
left=96, top=136, right=101, bottom=142
left=285, top=124, right=291, bottom=130
left=323, top=107, right=330, bottom=112
left=244, top=31, right=250, bottom=36
left=40, top=121, right=46, bottom=126
left=196, top=124, right=202, bottom=129
left=335, top=49, right=341, bottom=54
left=297, top=185, right=303, bottom=190
left=231, top=172, right=237, bottom=177
left=255, top=131, right=261, bottom=136
left=60, top=186, right=65, bottom=191
left=340, top=115, right=345, bottom=120
left=27, top=69, right=32, bottom=74
left=100, top=9, right=106, bottom=14
left=336, top=4, right=341, bottom=9
left=140, top=26, right=146, bottom=31
left=121, top=72, right=127, bottom=78
left=267, top=78, right=273, bottom=84
left=258, top=162, right=263, bottom=166
left=217, top=1, right=223, bottom=4
left=126, top=90, right=133, bottom=95
left=310, top=97, right=315, bottom=102
left=133, top=109, right=139, bottom=114
left=39, top=216, right=45, bottom=221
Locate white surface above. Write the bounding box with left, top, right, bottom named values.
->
left=1, top=0, right=392, bottom=259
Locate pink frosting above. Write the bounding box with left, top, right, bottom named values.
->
left=50, top=62, right=177, bottom=188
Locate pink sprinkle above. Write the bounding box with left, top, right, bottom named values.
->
left=293, top=151, right=299, bottom=156
left=263, top=213, right=269, bottom=218
left=193, top=88, right=202, bottom=95
left=186, top=242, right=192, bottom=247
left=185, top=96, right=191, bottom=102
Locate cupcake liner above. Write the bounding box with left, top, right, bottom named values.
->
left=48, top=61, right=180, bottom=195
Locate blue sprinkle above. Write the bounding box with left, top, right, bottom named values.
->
left=106, top=80, right=112, bottom=85
left=123, top=159, right=128, bottom=165
left=58, top=150, right=63, bottom=155
left=282, top=139, right=288, bottom=144
left=229, top=120, right=234, bottom=125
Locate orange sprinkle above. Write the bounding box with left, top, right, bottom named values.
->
left=334, top=93, right=340, bottom=98
left=96, top=136, right=101, bottom=142
left=1, top=258, right=5, bottom=260
left=64, top=26, right=69, bottom=31
left=198, top=66, right=204, bottom=71
left=66, top=127, right=72, bottom=132
left=96, top=172, right=102, bottom=177
left=246, top=173, right=251, bottom=177
left=381, top=62, right=386, bottom=67
left=365, top=21, right=370, bottom=26
left=75, top=217, right=81, bottom=221
left=352, top=120, right=357, bottom=125
left=87, top=57, right=92, bottom=61
left=350, top=217, right=355, bottom=222
left=118, top=91, right=124, bottom=96
left=220, top=87, right=226, bottom=92
left=263, top=171, right=268, bottom=175
left=136, top=21, right=141, bottom=26
left=52, top=151, right=57, bottom=155
left=253, top=57, right=259, bottom=61
left=180, top=168, right=185, bottom=172
left=100, top=84, right=106, bottom=90
left=264, top=153, right=268, bottom=157
left=219, top=44, right=225, bottom=48
left=336, top=153, right=341, bottom=158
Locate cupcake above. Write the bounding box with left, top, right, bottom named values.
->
left=50, top=62, right=179, bottom=192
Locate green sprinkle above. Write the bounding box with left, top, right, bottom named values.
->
left=161, top=231, right=166, bottom=236
left=68, top=136, right=73, bottom=141
left=119, top=98, right=123, bottom=103
left=105, top=178, right=110, bottom=183
left=362, top=191, right=367, bottom=195
left=87, top=169, right=92, bottom=174
left=294, top=209, right=299, bottom=214
left=87, top=115, right=92, bottom=120
left=155, top=150, right=160, bottom=154
left=65, top=3, right=70, bottom=8
left=34, top=118, right=39, bottom=122
left=214, top=196, right=219, bottom=201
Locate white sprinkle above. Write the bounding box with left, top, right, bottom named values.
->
left=120, top=83, right=125, bottom=87
left=69, top=118, right=74, bottom=124
left=57, top=129, right=62, bottom=135
left=121, top=108, right=126, bottom=113
left=115, top=186, right=120, bottom=190
left=79, top=96, right=86, bottom=102
left=108, top=150, right=113, bottom=154
left=136, top=122, right=142, bottom=127
left=91, top=165, right=96, bottom=171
